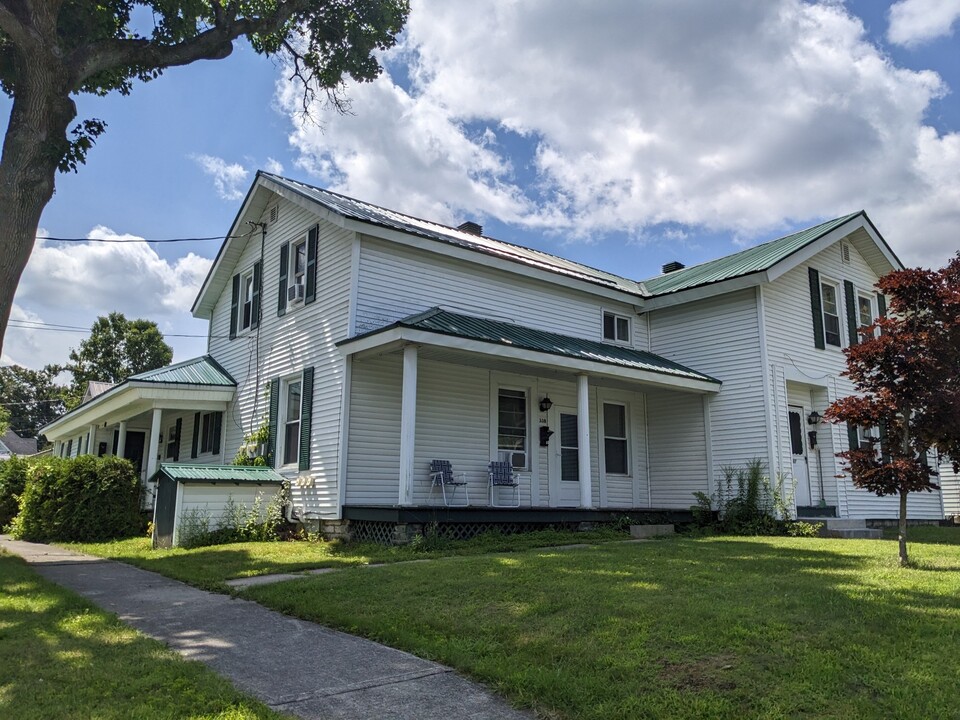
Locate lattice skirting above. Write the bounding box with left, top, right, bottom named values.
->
left=350, top=520, right=397, bottom=545
left=349, top=519, right=583, bottom=545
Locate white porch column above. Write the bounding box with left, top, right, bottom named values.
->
left=577, top=373, right=592, bottom=508
left=87, top=424, right=97, bottom=456
left=117, top=421, right=127, bottom=458
left=398, top=345, right=418, bottom=506
left=145, top=408, right=162, bottom=481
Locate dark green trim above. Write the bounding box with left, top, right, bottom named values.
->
left=809, top=267, right=825, bottom=350
left=172, top=417, right=182, bottom=462
left=251, top=260, right=262, bottom=329
left=277, top=243, right=289, bottom=317
left=877, top=293, right=887, bottom=335
left=212, top=411, right=222, bottom=455
left=305, top=225, right=318, bottom=305
left=267, top=378, right=280, bottom=468
left=847, top=423, right=859, bottom=451
left=191, top=412, right=200, bottom=459
left=229, top=273, right=240, bottom=339
left=342, top=505, right=695, bottom=525
left=844, top=280, right=858, bottom=346
left=298, top=367, right=314, bottom=470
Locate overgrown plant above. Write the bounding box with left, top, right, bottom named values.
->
left=176, top=483, right=292, bottom=549
left=234, top=423, right=271, bottom=467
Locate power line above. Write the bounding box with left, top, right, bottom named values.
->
left=7, top=319, right=230, bottom=339
left=39, top=234, right=245, bottom=244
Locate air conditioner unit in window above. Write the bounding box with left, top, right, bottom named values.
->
left=287, top=283, right=305, bottom=302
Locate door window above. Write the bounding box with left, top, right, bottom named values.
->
left=560, top=412, right=579, bottom=482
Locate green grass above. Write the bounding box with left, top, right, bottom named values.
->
left=68, top=527, right=629, bottom=590
left=242, top=534, right=960, bottom=720
left=881, top=523, right=960, bottom=544
left=0, top=551, right=290, bottom=720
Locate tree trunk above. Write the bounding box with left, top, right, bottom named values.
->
left=0, top=59, right=77, bottom=361
left=898, top=489, right=909, bottom=566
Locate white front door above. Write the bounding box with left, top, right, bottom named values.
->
left=788, top=405, right=812, bottom=507
left=549, top=407, right=581, bottom=507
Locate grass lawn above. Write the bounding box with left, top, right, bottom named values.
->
left=68, top=527, right=628, bottom=590
left=242, top=533, right=960, bottom=720
left=881, top=523, right=960, bottom=544
left=0, top=551, right=289, bottom=720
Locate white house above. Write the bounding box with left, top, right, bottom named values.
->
left=41, top=172, right=950, bottom=540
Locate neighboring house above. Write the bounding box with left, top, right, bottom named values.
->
left=41, top=172, right=949, bottom=541
left=0, top=429, right=38, bottom=459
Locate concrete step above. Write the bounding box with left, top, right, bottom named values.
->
left=823, top=519, right=869, bottom=530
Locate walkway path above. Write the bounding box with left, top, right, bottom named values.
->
left=1, top=536, right=530, bottom=720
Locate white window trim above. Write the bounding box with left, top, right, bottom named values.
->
left=165, top=421, right=179, bottom=460
left=856, top=291, right=878, bottom=340
left=600, top=401, right=630, bottom=477
left=237, top=267, right=255, bottom=334
left=490, top=380, right=532, bottom=472
left=601, top=309, right=632, bottom=345
left=819, top=276, right=844, bottom=348
left=278, top=373, right=303, bottom=469
left=290, top=235, right=308, bottom=287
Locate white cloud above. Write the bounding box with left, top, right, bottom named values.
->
left=264, top=157, right=285, bottom=174
left=278, top=0, right=960, bottom=268
left=7, top=229, right=213, bottom=369
left=888, top=0, right=960, bottom=46
left=192, top=154, right=250, bottom=200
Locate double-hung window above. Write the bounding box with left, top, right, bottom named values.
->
left=820, top=281, right=842, bottom=347
left=240, top=270, right=254, bottom=331
left=497, top=388, right=527, bottom=469
left=603, top=403, right=628, bottom=475
left=857, top=292, right=877, bottom=339
left=199, top=412, right=219, bottom=454
left=282, top=378, right=302, bottom=467
left=292, top=238, right=306, bottom=289
left=603, top=311, right=631, bottom=343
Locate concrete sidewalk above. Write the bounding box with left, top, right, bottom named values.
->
left=0, top=536, right=530, bottom=720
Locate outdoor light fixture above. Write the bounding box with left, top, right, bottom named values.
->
left=807, top=410, right=822, bottom=425
left=539, top=396, right=553, bottom=412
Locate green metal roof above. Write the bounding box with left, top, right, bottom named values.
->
left=130, top=355, right=236, bottom=386
left=642, top=212, right=862, bottom=296
left=346, top=308, right=720, bottom=385
left=153, top=464, right=284, bottom=484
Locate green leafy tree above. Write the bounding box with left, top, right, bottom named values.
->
left=65, top=312, right=173, bottom=406
left=0, top=0, right=410, bottom=360
left=825, top=253, right=960, bottom=566
left=0, top=404, right=9, bottom=436
left=0, top=364, right=67, bottom=439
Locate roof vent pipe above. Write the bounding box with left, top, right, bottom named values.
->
left=457, top=221, right=483, bottom=236
left=662, top=261, right=685, bottom=274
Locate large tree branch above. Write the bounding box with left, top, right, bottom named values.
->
left=0, top=0, right=39, bottom=48
left=69, top=2, right=306, bottom=88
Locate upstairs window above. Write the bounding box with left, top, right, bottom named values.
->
left=820, top=282, right=842, bottom=347
left=857, top=292, right=878, bottom=339
left=292, top=238, right=306, bottom=288
left=497, top=388, right=527, bottom=470
left=603, top=311, right=631, bottom=343
left=241, top=270, right=254, bottom=331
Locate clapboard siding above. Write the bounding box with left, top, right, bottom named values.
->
left=346, top=353, right=402, bottom=504
left=649, top=289, right=768, bottom=478
left=763, top=241, right=944, bottom=519
left=940, top=462, right=960, bottom=517
left=206, top=197, right=353, bottom=518
left=355, top=237, right=649, bottom=348
left=646, top=390, right=708, bottom=507
left=175, top=484, right=279, bottom=544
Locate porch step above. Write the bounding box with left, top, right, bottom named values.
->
left=818, top=519, right=882, bottom=540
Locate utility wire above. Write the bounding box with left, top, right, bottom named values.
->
left=39, top=234, right=247, bottom=244
left=7, top=319, right=230, bottom=340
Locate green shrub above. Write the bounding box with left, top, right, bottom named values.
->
left=10, top=455, right=142, bottom=542
left=693, top=459, right=798, bottom=536
left=0, top=456, right=30, bottom=529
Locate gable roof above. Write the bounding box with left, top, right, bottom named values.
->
left=0, top=430, right=38, bottom=456
left=82, top=381, right=115, bottom=404
left=341, top=307, right=720, bottom=386
left=642, top=212, right=886, bottom=297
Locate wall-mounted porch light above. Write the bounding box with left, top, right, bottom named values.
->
left=807, top=410, right=822, bottom=425
left=539, top=396, right=553, bottom=412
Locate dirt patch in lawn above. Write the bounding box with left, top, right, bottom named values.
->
left=657, top=653, right=739, bottom=691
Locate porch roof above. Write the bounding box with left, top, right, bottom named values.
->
left=42, top=355, right=237, bottom=439
left=338, top=308, right=721, bottom=392
left=150, top=464, right=284, bottom=485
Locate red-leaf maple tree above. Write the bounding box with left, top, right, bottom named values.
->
left=825, top=252, right=960, bottom=566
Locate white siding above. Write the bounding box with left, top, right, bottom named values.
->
left=174, top=483, right=279, bottom=545
left=355, top=237, right=649, bottom=349
left=649, top=289, right=768, bottom=480
left=940, top=462, right=960, bottom=518
left=646, top=390, right=709, bottom=507
left=763, top=240, right=944, bottom=519
left=345, top=353, right=401, bottom=504
left=206, top=198, right=354, bottom=519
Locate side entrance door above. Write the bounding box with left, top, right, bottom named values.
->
left=788, top=406, right=812, bottom=507
left=549, top=407, right=581, bottom=507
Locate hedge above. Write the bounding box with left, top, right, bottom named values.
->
left=0, top=456, right=29, bottom=529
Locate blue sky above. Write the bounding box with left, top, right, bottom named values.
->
left=3, top=0, right=960, bottom=369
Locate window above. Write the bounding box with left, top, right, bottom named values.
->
left=497, top=388, right=527, bottom=469
left=66, top=439, right=72, bottom=457
left=239, top=269, right=254, bottom=332
left=603, top=311, right=631, bottom=343
left=200, top=413, right=217, bottom=453
left=292, top=238, right=306, bottom=287
left=857, top=292, right=877, bottom=339
left=165, top=420, right=180, bottom=460
left=820, top=282, right=842, bottom=347
left=603, top=403, right=628, bottom=475
left=282, top=378, right=302, bottom=466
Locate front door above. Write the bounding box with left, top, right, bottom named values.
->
left=788, top=406, right=812, bottom=507
left=549, top=407, right=581, bottom=507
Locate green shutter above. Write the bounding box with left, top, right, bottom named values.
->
left=173, top=417, right=182, bottom=462
left=267, top=378, right=280, bottom=468
left=305, top=226, right=318, bottom=305
left=847, top=423, right=859, bottom=451
left=298, top=367, right=314, bottom=470
left=808, top=267, right=825, bottom=350
left=876, top=293, right=887, bottom=335
left=844, top=280, right=858, bottom=346
left=212, top=412, right=222, bottom=455
left=191, top=412, right=200, bottom=459
left=277, top=243, right=289, bottom=317
left=251, top=261, right=262, bottom=329
left=229, top=273, right=240, bottom=339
